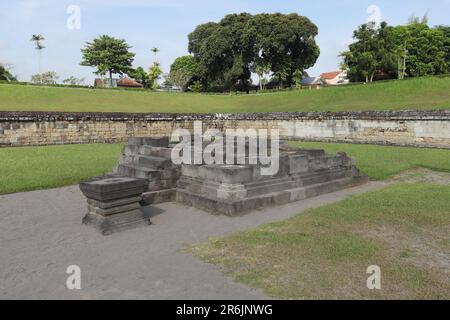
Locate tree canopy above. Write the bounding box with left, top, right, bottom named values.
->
left=342, top=20, right=449, bottom=82
left=148, top=62, right=163, bottom=90
left=437, top=25, right=450, bottom=73
left=31, top=71, right=59, bottom=85
left=0, top=64, right=16, bottom=81
left=167, top=55, right=202, bottom=91
left=80, top=35, right=135, bottom=81
left=188, top=12, right=320, bottom=91
left=129, top=67, right=150, bottom=89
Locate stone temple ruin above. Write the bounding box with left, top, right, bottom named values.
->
left=80, top=136, right=368, bottom=235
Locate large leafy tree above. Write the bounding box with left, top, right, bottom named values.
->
left=0, top=64, right=16, bottom=81
left=80, top=35, right=135, bottom=83
left=392, top=23, right=447, bottom=77
left=129, top=67, right=150, bottom=89
left=188, top=12, right=320, bottom=91
left=342, top=21, right=449, bottom=82
left=436, top=25, right=450, bottom=72
left=31, top=71, right=58, bottom=85
left=341, top=22, right=397, bottom=82
left=168, top=55, right=202, bottom=91
left=251, top=13, right=320, bottom=88
left=188, top=13, right=254, bottom=91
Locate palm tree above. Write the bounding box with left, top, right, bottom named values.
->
left=31, top=34, right=45, bottom=80
left=151, top=47, right=160, bottom=58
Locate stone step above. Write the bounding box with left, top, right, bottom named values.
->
left=147, top=178, right=179, bottom=192
left=176, top=174, right=368, bottom=216
left=123, top=145, right=140, bottom=156
left=141, top=188, right=177, bottom=205
left=139, top=146, right=173, bottom=159
left=118, top=154, right=137, bottom=166
left=117, top=164, right=161, bottom=180
left=137, top=155, right=173, bottom=170
left=246, top=180, right=296, bottom=198
left=82, top=210, right=151, bottom=236
left=128, top=136, right=170, bottom=147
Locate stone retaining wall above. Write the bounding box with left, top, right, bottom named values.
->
left=0, top=110, right=449, bottom=148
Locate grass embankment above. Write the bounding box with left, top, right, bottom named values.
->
left=1, top=76, right=450, bottom=113
left=187, top=142, right=450, bottom=300
left=0, top=143, right=122, bottom=195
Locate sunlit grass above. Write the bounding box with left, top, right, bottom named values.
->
left=1, top=76, right=449, bottom=113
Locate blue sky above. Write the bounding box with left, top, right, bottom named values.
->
left=1, top=0, right=449, bottom=84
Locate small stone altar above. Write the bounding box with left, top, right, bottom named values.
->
left=80, top=176, right=149, bottom=235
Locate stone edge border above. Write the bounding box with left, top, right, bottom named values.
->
left=1, top=110, right=450, bottom=121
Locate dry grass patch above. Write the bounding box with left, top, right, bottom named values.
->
left=187, top=183, right=450, bottom=300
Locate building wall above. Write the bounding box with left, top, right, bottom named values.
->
left=0, top=110, right=449, bottom=149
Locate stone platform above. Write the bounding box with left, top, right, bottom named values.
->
left=176, top=145, right=368, bottom=216
left=79, top=136, right=368, bottom=234
left=80, top=176, right=149, bottom=235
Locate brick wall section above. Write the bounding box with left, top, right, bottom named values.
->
left=0, top=110, right=449, bottom=148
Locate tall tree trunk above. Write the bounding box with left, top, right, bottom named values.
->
left=109, top=70, right=113, bottom=87
left=38, top=50, right=42, bottom=84
left=402, top=43, right=407, bottom=79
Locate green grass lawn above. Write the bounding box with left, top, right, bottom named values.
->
left=0, top=143, right=122, bottom=195
left=2, top=142, right=449, bottom=299
left=188, top=183, right=450, bottom=299
left=186, top=142, right=450, bottom=299
left=1, top=76, right=450, bottom=113
left=1, top=142, right=450, bottom=195
left=291, top=142, right=450, bottom=180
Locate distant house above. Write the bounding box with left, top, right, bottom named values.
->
left=117, top=77, right=143, bottom=88
left=94, top=77, right=143, bottom=89
left=94, top=78, right=118, bottom=88
left=301, top=77, right=324, bottom=89
left=320, top=70, right=349, bottom=85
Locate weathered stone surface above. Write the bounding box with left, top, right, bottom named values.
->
left=176, top=144, right=368, bottom=216
left=198, top=165, right=254, bottom=184
left=87, top=202, right=141, bottom=216
left=289, top=155, right=309, bottom=174
left=117, top=165, right=161, bottom=180
left=79, top=176, right=149, bottom=235
left=82, top=210, right=151, bottom=235
left=139, top=146, right=173, bottom=158
left=80, top=176, right=147, bottom=195
left=128, top=136, right=169, bottom=147
left=87, top=196, right=142, bottom=209
left=137, top=155, right=173, bottom=169
left=177, top=175, right=368, bottom=216
left=80, top=134, right=370, bottom=224
left=1, top=111, right=450, bottom=148
left=141, top=188, right=177, bottom=205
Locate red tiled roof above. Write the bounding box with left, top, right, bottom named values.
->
left=117, top=77, right=143, bottom=88
left=320, top=71, right=342, bottom=80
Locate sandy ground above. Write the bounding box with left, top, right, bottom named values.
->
left=0, top=181, right=387, bottom=300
